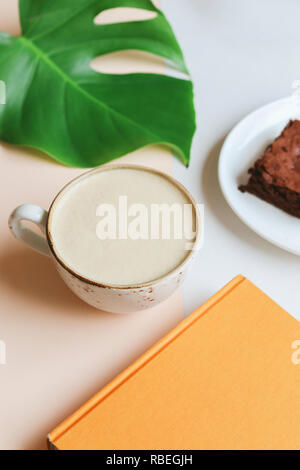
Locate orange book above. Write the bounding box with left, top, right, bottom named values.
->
left=48, top=276, right=300, bottom=450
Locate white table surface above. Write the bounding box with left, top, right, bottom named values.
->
left=163, top=0, right=300, bottom=320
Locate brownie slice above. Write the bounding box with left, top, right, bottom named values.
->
left=239, top=120, right=300, bottom=218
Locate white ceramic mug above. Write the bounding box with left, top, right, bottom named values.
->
left=9, top=165, right=201, bottom=314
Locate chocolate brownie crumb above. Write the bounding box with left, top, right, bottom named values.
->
left=239, top=120, right=300, bottom=218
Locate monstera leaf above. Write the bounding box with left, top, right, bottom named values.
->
left=0, top=0, right=195, bottom=167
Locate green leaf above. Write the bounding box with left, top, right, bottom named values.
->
left=0, top=0, right=196, bottom=167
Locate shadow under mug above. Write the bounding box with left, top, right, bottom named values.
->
left=8, top=165, right=201, bottom=314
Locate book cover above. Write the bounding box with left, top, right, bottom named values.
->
left=49, top=276, right=300, bottom=450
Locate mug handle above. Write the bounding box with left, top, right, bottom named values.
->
left=8, top=204, right=50, bottom=256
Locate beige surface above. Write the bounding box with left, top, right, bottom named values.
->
left=0, top=1, right=183, bottom=450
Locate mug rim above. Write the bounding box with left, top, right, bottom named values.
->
left=46, top=164, right=201, bottom=290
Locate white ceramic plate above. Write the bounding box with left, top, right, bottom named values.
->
left=218, top=96, right=300, bottom=255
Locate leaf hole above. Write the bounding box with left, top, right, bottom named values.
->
left=0, top=2, right=20, bottom=35
left=91, top=50, right=189, bottom=80
left=94, top=8, right=157, bottom=25
left=91, top=49, right=164, bottom=75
